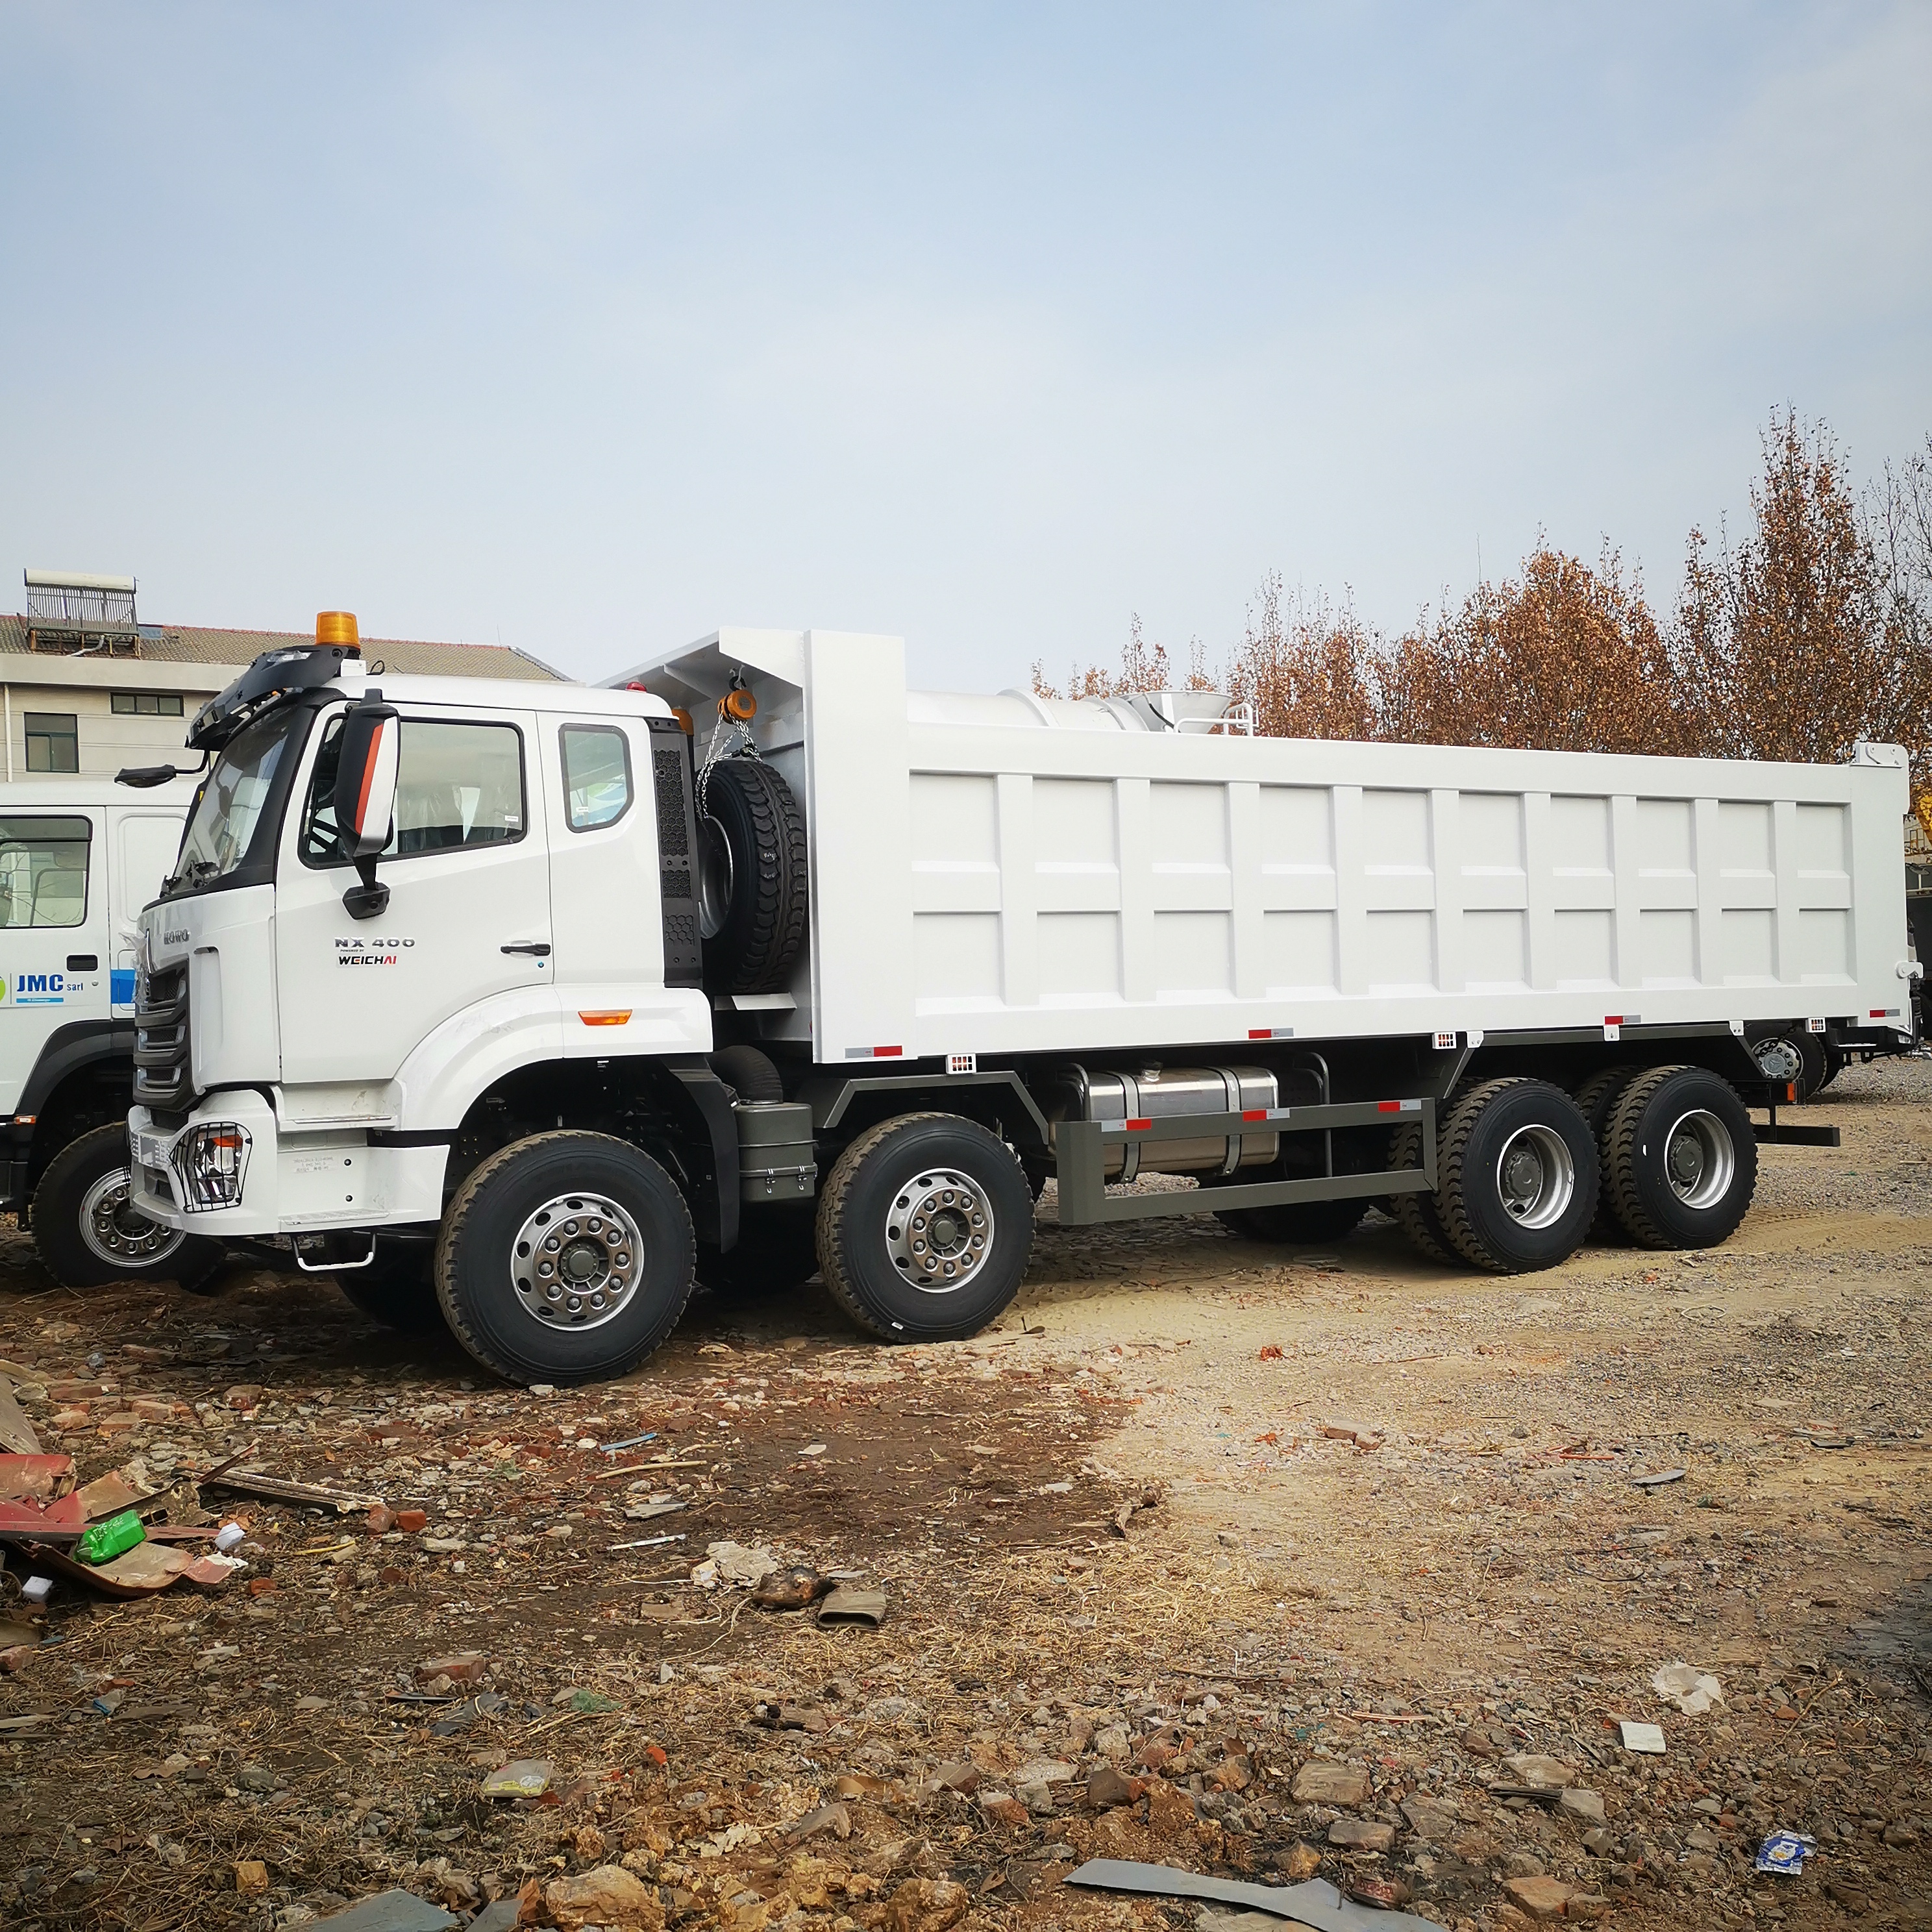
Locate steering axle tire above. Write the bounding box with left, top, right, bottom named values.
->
left=31, top=1124, right=226, bottom=1290
left=817, top=1113, right=1033, bottom=1341
left=436, top=1131, right=695, bottom=1385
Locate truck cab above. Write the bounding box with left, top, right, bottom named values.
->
left=1, top=775, right=210, bottom=1284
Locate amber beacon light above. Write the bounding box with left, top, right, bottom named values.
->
left=316, top=611, right=360, bottom=647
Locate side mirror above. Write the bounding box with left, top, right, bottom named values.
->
left=334, top=697, right=399, bottom=920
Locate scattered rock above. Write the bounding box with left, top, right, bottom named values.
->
left=1502, top=1753, right=1576, bottom=1789
left=1327, top=1817, right=1395, bottom=1851
left=1502, top=1874, right=1574, bottom=1920
left=787, top=1801, right=850, bottom=1841
left=1291, top=1762, right=1371, bottom=1806
left=1087, top=1763, right=1145, bottom=1808
left=1558, top=1787, right=1606, bottom=1826
left=234, top=1860, right=269, bottom=1895
left=880, top=1875, right=971, bottom=1932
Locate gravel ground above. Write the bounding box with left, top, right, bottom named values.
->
left=1, top=1058, right=1928, bottom=1932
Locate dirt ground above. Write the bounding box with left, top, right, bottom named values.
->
left=2, top=1058, right=1929, bottom=1932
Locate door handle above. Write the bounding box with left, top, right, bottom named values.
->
left=67, top=954, right=99, bottom=971
left=501, top=942, right=552, bottom=957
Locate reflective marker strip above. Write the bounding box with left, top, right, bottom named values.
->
left=843, top=1045, right=906, bottom=1059
left=1248, top=1026, right=1294, bottom=1039
left=1872, top=1009, right=1900, bottom=1019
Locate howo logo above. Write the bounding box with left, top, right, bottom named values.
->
left=162, top=930, right=190, bottom=945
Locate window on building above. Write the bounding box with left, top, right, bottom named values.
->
left=24, top=713, right=79, bottom=773
left=110, top=693, right=184, bottom=717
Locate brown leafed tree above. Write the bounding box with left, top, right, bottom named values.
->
left=1672, top=410, right=1926, bottom=776
left=1223, top=573, right=1380, bottom=739
left=1385, top=544, right=1685, bottom=754
left=1032, top=614, right=1210, bottom=700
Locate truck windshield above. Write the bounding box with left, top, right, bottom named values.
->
left=166, top=710, right=301, bottom=894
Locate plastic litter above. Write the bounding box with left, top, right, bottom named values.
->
left=75, top=1508, right=146, bottom=1565
left=20, top=1576, right=52, bottom=1606
left=480, top=1758, right=554, bottom=1798
left=1754, top=1830, right=1816, bottom=1875
left=1652, top=1660, right=1724, bottom=1715
left=214, top=1521, right=246, bottom=1553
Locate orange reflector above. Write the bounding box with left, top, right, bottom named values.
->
left=578, top=1010, right=632, bottom=1027
left=1785, top=1082, right=1797, bottom=1102
left=316, top=610, right=359, bottom=646
left=671, top=707, right=693, bottom=736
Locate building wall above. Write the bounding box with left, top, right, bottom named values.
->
left=1, top=657, right=238, bottom=782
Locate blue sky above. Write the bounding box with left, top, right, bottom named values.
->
left=3, top=4, right=1927, bottom=691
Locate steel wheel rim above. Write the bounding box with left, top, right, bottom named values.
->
left=1753, top=1035, right=1803, bottom=1084
left=696, top=817, right=734, bottom=940
left=79, top=1165, right=184, bottom=1268
left=1494, top=1124, right=1575, bottom=1230
left=511, top=1191, right=645, bottom=1330
left=1664, top=1109, right=1734, bottom=1208
left=886, top=1167, right=995, bottom=1296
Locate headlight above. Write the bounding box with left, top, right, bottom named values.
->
left=171, top=1122, right=252, bottom=1211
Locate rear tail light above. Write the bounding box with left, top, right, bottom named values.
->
left=172, top=1122, right=252, bottom=1211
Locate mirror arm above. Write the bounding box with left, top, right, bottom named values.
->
left=342, top=854, right=390, bottom=921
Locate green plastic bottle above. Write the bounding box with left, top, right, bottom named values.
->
left=76, top=1509, right=145, bottom=1565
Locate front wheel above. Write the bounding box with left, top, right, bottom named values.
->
left=1437, top=1078, right=1599, bottom=1273
left=436, top=1132, right=696, bottom=1385
left=817, top=1113, right=1034, bottom=1341
left=1604, top=1065, right=1757, bottom=1250
left=31, top=1124, right=227, bottom=1290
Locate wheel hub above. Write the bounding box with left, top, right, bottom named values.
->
left=886, top=1169, right=995, bottom=1294
left=511, top=1193, right=644, bottom=1329
left=1494, top=1124, right=1576, bottom=1230
left=1664, top=1109, right=1735, bottom=1209
left=79, top=1166, right=184, bottom=1269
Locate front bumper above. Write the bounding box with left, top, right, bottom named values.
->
left=129, top=1093, right=449, bottom=1237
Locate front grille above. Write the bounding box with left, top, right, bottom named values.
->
left=133, top=961, right=193, bottom=1109
left=650, top=721, right=702, bottom=988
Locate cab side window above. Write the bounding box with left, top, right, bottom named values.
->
left=0, top=815, right=91, bottom=927
left=561, top=725, right=632, bottom=832
left=301, top=718, right=526, bottom=865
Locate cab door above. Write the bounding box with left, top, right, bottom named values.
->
left=273, top=705, right=554, bottom=1088
left=0, top=809, right=109, bottom=1112
left=109, top=808, right=188, bottom=1017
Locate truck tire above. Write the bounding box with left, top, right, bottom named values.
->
left=1213, top=1198, right=1368, bottom=1245
left=1437, top=1078, right=1598, bottom=1273
left=30, top=1124, right=226, bottom=1291
left=708, top=1043, right=786, bottom=1102
left=697, top=1206, right=820, bottom=1300
left=1750, top=1027, right=1825, bottom=1100
left=1604, top=1065, right=1757, bottom=1250
left=1387, top=1120, right=1457, bottom=1265
left=435, top=1131, right=695, bottom=1385
left=817, top=1113, right=1033, bottom=1342
left=1572, top=1065, right=1640, bottom=1241
left=334, top=1240, right=445, bottom=1333
left=697, top=757, right=809, bottom=994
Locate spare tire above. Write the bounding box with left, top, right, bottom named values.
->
left=697, top=756, right=809, bottom=993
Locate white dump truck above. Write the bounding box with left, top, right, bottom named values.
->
left=125, top=620, right=1919, bottom=1385
left=1, top=776, right=212, bottom=1285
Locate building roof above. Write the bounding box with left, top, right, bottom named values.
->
left=0, top=613, right=563, bottom=682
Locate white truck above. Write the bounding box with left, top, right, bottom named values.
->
left=1, top=776, right=216, bottom=1287
left=125, top=623, right=1919, bottom=1385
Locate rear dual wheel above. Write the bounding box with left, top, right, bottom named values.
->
left=1602, top=1065, right=1757, bottom=1250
